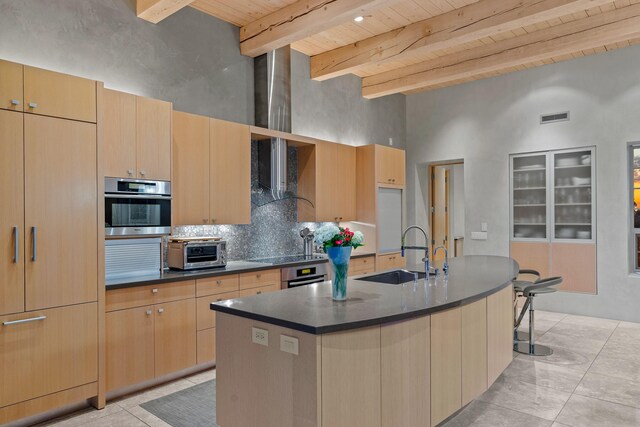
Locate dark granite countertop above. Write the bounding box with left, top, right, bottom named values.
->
left=210, top=255, right=519, bottom=335
left=105, top=251, right=376, bottom=289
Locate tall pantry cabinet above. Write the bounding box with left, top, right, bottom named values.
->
left=0, top=59, right=99, bottom=424
left=510, top=147, right=596, bottom=293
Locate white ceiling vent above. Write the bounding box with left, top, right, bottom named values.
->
left=540, top=111, right=570, bottom=124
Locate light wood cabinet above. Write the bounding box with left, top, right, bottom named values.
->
left=105, top=285, right=197, bottom=391
left=106, top=305, right=155, bottom=391
left=155, top=298, right=197, bottom=377
left=137, top=96, right=171, bottom=181
left=24, top=115, right=97, bottom=310
left=210, top=118, right=251, bottom=224
left=196, top=274, right=240, bottom=297
left=172, top=114, right=251, bottom=225
left=103, top=89, right=136, bottom=179
left=239, top=269, right=280, bottom=290
left=431, top=306, right=462, bottom=426
left=239, top=283, right=281, bottom=297
left=0, top=110, right=24, bottom=316
left=0, top=60, right=23, bottom=112
left=461, top=298, right=488, bottom=406
left=197, top=328, right=217, bottom=365
left=300, top=142, right=357, bottom=222
left=23, top=66, right=96, bottom=123
left=348, top=255, right=376, bottom=277
left=103, top=89, right=171, bottom=180
left=0, top=303, right=98, bottom=407
left=172, top=111, right=210, bottom=225
left=375, top=145, right=405, bottom=186
left=376, top=252, right=406, bottom=271
left=487, top=285, right=513, bottom=386
left=196, top=291, right=239, bottom=331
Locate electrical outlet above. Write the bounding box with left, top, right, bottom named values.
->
left=481, top=222, right=488, bottom=232
left=280, top=335, right=299, bottom=355
left=252, top=327, right=269, bottom=346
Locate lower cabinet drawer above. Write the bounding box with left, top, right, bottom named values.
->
left=106, top=280, right=195, bottom=312
left=238, top=283, right=281, bottom=297
left=196, top=291, right=239, bottom=331
left=0, top=303, right=98, bottom=407
left=196, top=275, right=239, bottom=297
left=350, top=256, right=375, bottom=271
left=376, top=252, right=406, bottom=271
left=239, top=269, right=280, bottom=290
left=349, top=268, right=375, bottom=277
left=197, top=328, right=216, bottom=365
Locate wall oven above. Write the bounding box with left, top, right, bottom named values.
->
left=281, top=262, right=328, bottom=289
left=105, top=178, right=171, bottom=236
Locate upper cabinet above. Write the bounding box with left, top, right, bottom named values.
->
left=375, top=144, right=405, bottom=186
left=24, top=66, right=96, bottom=123
left=172, top=112, right=251, bottom=226
left=0, top=60, right=23, bottom=112
left=0, top=61, right=96, bottom=122
left=103, top=89, right=171, bottom=181
left=298, top=141, right=357, bottom=223
left=210, top=118, right=251, bottom=225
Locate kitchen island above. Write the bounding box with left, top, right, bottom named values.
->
left=211, top=255, right=518, bottom=427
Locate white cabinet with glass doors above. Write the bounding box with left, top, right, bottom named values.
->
left=510, top=147, right=596, bottom=243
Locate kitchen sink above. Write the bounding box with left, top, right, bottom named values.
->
left=356, top=269, right=426, bottom=285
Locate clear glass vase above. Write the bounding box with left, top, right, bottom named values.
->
left=327, top=246, right=352, bottom=301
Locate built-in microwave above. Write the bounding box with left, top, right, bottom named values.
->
left=104, top=178, right=171, bottom=236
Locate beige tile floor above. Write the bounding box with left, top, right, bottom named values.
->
left=35, top=311, right=640, bottom=427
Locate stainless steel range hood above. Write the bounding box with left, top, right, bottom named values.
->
left=253, top=46, right=312, bottom=207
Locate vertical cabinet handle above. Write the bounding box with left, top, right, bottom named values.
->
left=10, top=99, right=20, bottom=106
left=13, top=226, right=18, bottom=263
left=31, top=226, right=37, bottom=261
left=28, top=102, right=37, bottom=109
left=146, top=310, right=152, bottom=316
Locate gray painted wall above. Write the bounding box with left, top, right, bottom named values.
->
left=291, top=51, right=406, bottom=148
left=0, top=0, right=254, bottom=123
left=406, top=45, right=640, bottom=322
left=0, top=0, right=406, bottom=146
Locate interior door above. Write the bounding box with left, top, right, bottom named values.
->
left=431, top=166, right=449, bottom=260
left=0, top=110, right=24, bottom=315
left=24, top=114, right=97, bottom=310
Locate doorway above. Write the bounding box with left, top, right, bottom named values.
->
left=429, top=163, right=465, bottom=260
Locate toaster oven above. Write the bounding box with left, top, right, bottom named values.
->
left=167, top=239, right=227, bottom=270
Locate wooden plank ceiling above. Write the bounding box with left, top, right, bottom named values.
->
left=148, top=0, right=640, bottom=97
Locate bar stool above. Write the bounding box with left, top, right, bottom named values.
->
left=514, top=276, right=563, bottom=356
left=513, top=269, right=541, bottom=342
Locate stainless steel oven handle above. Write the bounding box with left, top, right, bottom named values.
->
left=288, top=276, right=327, bottom=287
left=105, top=194, right=172, bottom=200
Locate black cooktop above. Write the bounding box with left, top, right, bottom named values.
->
left=249, top=254, right=326, bottom=265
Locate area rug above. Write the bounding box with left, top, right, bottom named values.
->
left=140, top=379, right=216, bottom=427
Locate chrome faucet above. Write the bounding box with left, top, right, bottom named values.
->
left=433, top=245, right=449, bottom=276
left=401, top=225, right=430, bottom=277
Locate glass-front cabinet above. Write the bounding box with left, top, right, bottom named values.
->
left=510, top=147, right=596, bottom=243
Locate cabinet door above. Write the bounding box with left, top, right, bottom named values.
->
left=197, top=328, right=216, bottom=364
left=431, top=307, right=462, bottom=426
left=136, top=96, right=171, bottom=181
left=314, top=142, right=338, bottom=222
left=106, top=306, right=155, bottom=391
left=210, top=118, right=251, bottom=225
left=461, top=298, right=488, bottom=406
left=0, top=303, right=98, bottom=407
left=154, top=298, right=197, bottom=376
left=24, top=115, right=97, bottom=310
left=376, top=145, right=405, bottom=186
left=337, top=144, right=357, bottom=221
left=0, top=111, right=24, bottom=316
left=23, top=66, right=96, bottom=123
left=172, top=111, right=210, bottom=225
left=551, top=242, right=596, bottom=294
left=0, top=60, right=23, bottom=112
left=103, top=89, right=137, bottom=178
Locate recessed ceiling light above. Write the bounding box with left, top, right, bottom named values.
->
left=354, top=16, right=364, bottom=22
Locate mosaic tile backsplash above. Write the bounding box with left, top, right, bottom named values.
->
left=172, top=142, right=333, bottom=261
